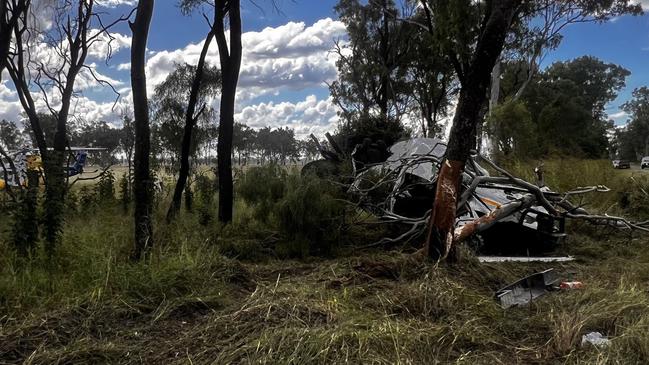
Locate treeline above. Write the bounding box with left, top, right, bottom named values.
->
left=0, top=116, right=320, bottom=168
left=486, top=56, right=631, bottom=160
left=615, top=87, right=649, bottom=160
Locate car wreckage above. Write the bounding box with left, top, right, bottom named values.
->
left=304, top=134, right=648, bottom=255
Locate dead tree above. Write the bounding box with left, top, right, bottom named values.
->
left=167, top=4, right=218, bottom=222
left=4, top=0, right=130, bottom=255
left=423, top=0, right=523, bottom=260
left=130, top=0, right=154, bottom=260
left=215, top=0, right=242, bottom=223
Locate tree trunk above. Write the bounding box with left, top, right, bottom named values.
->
left=215, top=0, right=242, bottom=223
left=425, top=0, right=521, bottom=261
left=130, top=0, right=155, bottom=260
left=167, top=30, right=215, bottom=221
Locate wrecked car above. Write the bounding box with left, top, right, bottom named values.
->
left=304, top=134, right=646, bottom=254
left=348, top=137, right=566, bottom=255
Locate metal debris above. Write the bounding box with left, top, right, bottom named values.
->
left=581, top=332, right=610, bottom=347
left=495, top=269, right=558, bottom=308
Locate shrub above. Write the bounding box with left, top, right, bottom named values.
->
left=618, top=174, right=649, bottom=220
left=96, top=171, right=116, bottom=202
left=275, top=174, right=347, bottom=257
left=237, top=164, right=287, bottom=223
left=195, top=174, right=217, bottom=225
left=119, top=173, right=130, bottom=213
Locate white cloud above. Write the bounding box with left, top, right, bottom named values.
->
left=88, top=30, right=132, bottom=60
left=235, top=95, right=340, bottom=139
left=0, top=18, right=348, bottom=139
left=609, top=110, right=629, bottom=121
left=144, top=18, right=347, bottom=101
left=632, top=0, right=649, bottom=10
left=95, top=0, right=137, bottom=7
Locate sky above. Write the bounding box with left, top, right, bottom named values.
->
left=1, top=0, right=648, bottom=139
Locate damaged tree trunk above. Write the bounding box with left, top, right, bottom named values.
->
left=425, top=0, right=522, bottom=261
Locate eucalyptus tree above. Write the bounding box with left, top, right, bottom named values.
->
left=4, top=0, right=133, bottom=255
left=157, top=62, right=221, bottom=221
left=130, top=0, right=155, bottom=260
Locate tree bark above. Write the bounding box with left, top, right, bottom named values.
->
left=215, top=0, right=242, bottom=223
left=425, top=0, right=521, bottom=261
left=167, top=30, right=216, bottom=221
left=130, top=0, right=155, bottom=260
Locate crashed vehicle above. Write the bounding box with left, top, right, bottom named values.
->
left=305, top=136, right=567, bottom=255
left=349, top=138, right=568, bottom=255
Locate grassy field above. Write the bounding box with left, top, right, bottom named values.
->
left=1, top=159, right=649, bottom=364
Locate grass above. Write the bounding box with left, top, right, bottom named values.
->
left=1, top=159, right=649, bottom=364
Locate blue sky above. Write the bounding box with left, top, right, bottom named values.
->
left=1, top=0, right=648, bottom=137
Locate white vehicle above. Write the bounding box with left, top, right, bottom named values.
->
left=641, top=156, right=649, bottom=169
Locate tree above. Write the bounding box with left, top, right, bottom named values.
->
left=214, top=0, right=242, bottom=223
left=164, top=61, right=222, bottom=219
left=130, top=0, right=155, bottom=260
left=232, top=122, right=256, bottom=165
left=617, top=87, right=649, bottom=159
left=0, top=120, right=25, bottom=150
left=330, top=0, right=413, bottom=149
left=119, top=114, right=136, bottom=195
left=420, top=0, right=523, bottom=261
left=407, top=27, right=457, bottom=137
left=505, top=0, right=641, bottom=101
left=4, top=0, right=129, bottom=255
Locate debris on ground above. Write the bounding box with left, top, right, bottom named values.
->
left=560, top=281, right=584, bottom=290
left=581, top=332, right=610, bottom=347
left=494, top=268, right=558, bottom=308
left=478, top=256, right=575, bottom=263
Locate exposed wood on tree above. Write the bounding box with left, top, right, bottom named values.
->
left=425, top=0, right=522, bottom=261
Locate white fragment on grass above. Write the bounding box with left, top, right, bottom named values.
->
left=478, top=256, right=575, bottom=263
left=581, top=332, right=610, bottom=347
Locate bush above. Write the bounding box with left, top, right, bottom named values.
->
left=119, top=173, right=130, bottom=212
left=276, top=174, right=347, bottom=257
left=238, top=165, right=347, bottom=257
left=618, top=174, right=649, bottom=220
left=195, top=174, right=217, bottom=225
left=237, top=164, right=287, bottom=223
left=96, top=171, right=116, bottom=202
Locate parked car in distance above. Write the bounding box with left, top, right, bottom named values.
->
left=612, top=159, right=631, bottom=169
left=642, top=157, right=649, bottom=169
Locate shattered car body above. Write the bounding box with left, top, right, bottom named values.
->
left=349, top=138, right=566, bottom=254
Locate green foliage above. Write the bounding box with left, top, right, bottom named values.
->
left=96, top=171, right=116, bottom=202
left=79, top=186, right=97, bottom=213
left=276, top=174, right=347, bottom=257
left=486, top=99, right=537, bottom=159
left=238, top=165, right=347, bottom=257
left=119, top=173, right=130, bottom=212
left=617, top=175, right=649, bottom=220
left=330, top=0, right=414, bottom=149
left=615, top=87, right=649, bottom=160
left=495, top=56, right=629, bottom=159
left=195, top=174, right=217, bottom=225
left=9, top=186, right=39, bottom=257
left=237, top=164, right=287, bottom=223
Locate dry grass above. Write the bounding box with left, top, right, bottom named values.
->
left=2, top=161, right=649, bottom=364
